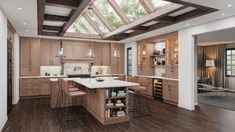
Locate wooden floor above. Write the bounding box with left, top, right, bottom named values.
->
left=3, top=96, right=235, bottom=132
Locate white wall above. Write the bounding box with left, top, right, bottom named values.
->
left=124, top=42, right=137, bottom=76
left=13, top=34, right=19, bottom=104
left=0, top=8, right=8, bottom=131
left=179, top=16, right=235, bottom=110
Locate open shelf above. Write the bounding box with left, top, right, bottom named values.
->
left=105, top=105, right=127, bottom=109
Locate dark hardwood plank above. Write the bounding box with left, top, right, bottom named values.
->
left=3, top=96, right=235, bottom=132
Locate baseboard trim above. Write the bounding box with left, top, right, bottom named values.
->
left=0, top=116, right=8, bottom=131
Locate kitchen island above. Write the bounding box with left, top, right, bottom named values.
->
left=51, top=77, right=139, bottom=125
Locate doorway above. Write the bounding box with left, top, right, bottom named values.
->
left=7, top=40, right=13, bottom=113
left=127, top=47, right=132, bottom=76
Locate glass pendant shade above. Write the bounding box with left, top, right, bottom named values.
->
left=86, top=47, right=95, bottom=58
left=112, top=49, right=120, bottom=58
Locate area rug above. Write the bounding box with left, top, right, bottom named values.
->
left=198, top=92, right=235, bottom=111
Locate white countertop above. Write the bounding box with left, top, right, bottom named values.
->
left=20, top=75, right=67, bottom=79
left=64, top=77, right=139, bottom=89
left=136, top=75, right=178, bottom=81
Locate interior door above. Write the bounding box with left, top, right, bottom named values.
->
left=7, top=41, right=13, bottom=113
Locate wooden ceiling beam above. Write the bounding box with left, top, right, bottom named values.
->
left=44, top=14, right=69, bottom=22
left=37, top=0, right=46, bottom=35
left=43, top=25, right=63, bottom=32
left=41, top=31, right=59, bottom=36
left=64, top=32, right=102, bottom=39
left=45, top=0, right=81, bottom=9
left=134, top=26, right=148, bottom=31
left=91, top=5, right=114, bottom=31
left=107, top=0, right=130, bottom=24
left=139, top=0, right=155, bottom=14
left=59, top=0, right=92, bottom=36
left=83, top=13, right=104, bottom=36
left=157, top=16, right=175, bottom=24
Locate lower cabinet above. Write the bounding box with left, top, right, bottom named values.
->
left=20, top=78, right=41, bottom=97
left=163, top=80, right=178, bottom=104
left=40, top=78, right=51, bottom=95
left=20, top=78, right=51, bottom=97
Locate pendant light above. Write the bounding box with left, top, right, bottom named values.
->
left=112, top=44, right=120, bottom=58
left=56, top=39, right=64, bottom=57
left=85, top=43, right=95, bottom=58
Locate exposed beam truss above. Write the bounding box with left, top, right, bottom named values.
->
left=44, top=14, right=69, bottom=22
left=139, top=0, right=155, bottom=14
left=46, top=0, right=81, bottom=9
left=37, top=0, right=46, bottom=35
left=59, top=0, right=92, bottom=36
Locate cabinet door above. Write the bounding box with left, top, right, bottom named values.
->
left=50, top=42, right=60, bottom=65
left=94, top=44, right=102, bottom=66
left=117, top=45, right=124, bottom=74
left=163, top=80, right=170, bottom=100
left=63, top=44, right=74, bottom=59
left=40, top=39, right=50, bottom=66
left=73, top=44, right=83, bottom=58
left=169, top=81, right=178, bottom=103
left=20, top=38, right=31, bottom=76
left=30, top=38, right=40, bottom=76
left=111, top=58, right=118, bottom=74
left=102, top=44, right=110, bottom=66
left=41, top=78, right=51, bottom=95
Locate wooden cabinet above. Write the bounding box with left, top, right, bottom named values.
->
left=110, top=44, right=124, bottom=74
left=163, top=80, right=178, bottom=104
left=136, top=77, right=153, bottom=97
left=165, top=32, right=178, bottom=78
left=20, top=78, right=41, bottom=97
left=93, top=44, right=110, bottom=66
left=137, top=43, right=154, bottom=75
left=40, top=78, right=51, bottom=95
left=20, top=38, right=40, bottom=76
left=40, top=39, right=60, bottom=66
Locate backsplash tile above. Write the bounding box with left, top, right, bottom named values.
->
left=63, top=63, right=90, bottom=75
left=40, top=66, right=61, bottom=76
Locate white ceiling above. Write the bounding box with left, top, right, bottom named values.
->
left=197, top=27, right=235, bottom=45
left=0, top=0, right=235, bottom=43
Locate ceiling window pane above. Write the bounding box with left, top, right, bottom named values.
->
left=94, top=0, right=124, bottom=29
left=86, top=9, right=109, bottom=33
left=149, top=0, right=170, bottom=10
left=68, top=16, right=98, bottom=34
left=114, top=0, right=147, bottom=21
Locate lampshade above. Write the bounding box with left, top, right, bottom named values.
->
left=206, top=60, right=215, bottom=67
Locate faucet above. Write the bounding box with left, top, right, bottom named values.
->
left=73, top=66, right=81, bottom=71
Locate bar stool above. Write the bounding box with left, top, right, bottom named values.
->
left=60, top=79, right=87, bottom=128
left=127, top=76, right=151, bottom=117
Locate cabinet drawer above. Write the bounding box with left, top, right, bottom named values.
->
left=20, top=78, right=40, bottom=86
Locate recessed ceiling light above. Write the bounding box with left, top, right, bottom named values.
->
left=23, top=22, right=27, bottom=25
left=186, top=23, right=190, bottom=26
left=17, top=7, right=22, bottom=10
left=227, top=4, right=232, bottom=7
left=25, top=29, right=29, bottom=31
left=221, top=13, right=225, bottom=16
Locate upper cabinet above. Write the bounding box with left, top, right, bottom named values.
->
left=137, top=32, right=178, bottom=78
left=40, top=39, right=60, bottom=66
left=137, top=43, right=154, bottom=76
left=94, top=44, right=110, bottom=66
left=20, top=38, right=40, bottom=76
left=110, top=44, right=124, bottom=74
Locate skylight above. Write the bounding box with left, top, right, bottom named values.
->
left=86, top=9, right=109, bottom=33
left=66, top=0, right=181, bottom=38
left=114, top=0, right=147, bottom=21
left=94, top=0, right=124, bottom=29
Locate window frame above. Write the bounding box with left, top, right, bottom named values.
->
left=225, top=48, right=235, bottom=77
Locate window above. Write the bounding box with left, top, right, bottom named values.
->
left=114, top=0, right=147, bottom=21
left=226, top=49, right=235, bottom=76
left=127, top=48, right=132, bottom=76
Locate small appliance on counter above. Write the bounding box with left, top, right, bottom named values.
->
left=40, top=66, right=61, bottom=77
